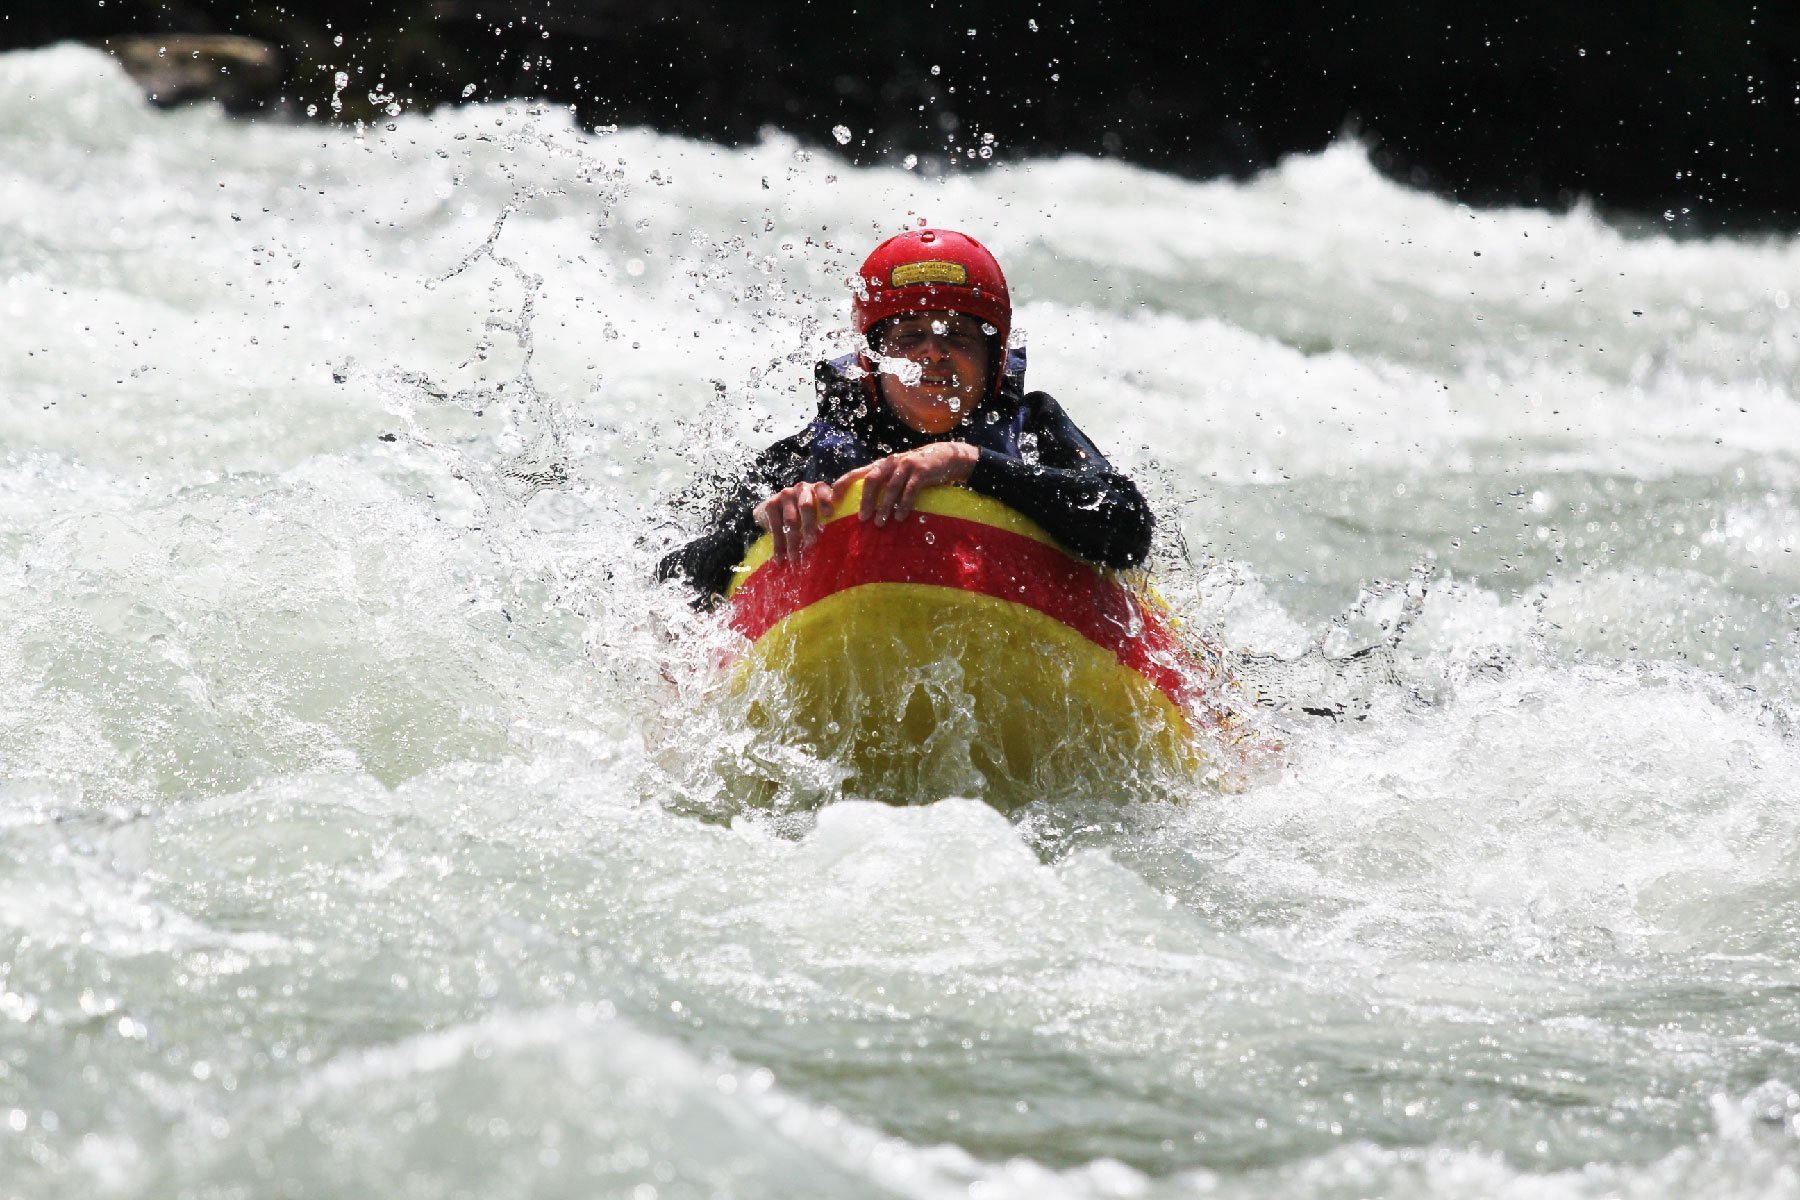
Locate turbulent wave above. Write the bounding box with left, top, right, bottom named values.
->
left=4, top=42, right=1800, bottom=1199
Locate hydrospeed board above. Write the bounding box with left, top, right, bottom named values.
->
left=720, top=482, right=1244, bottom=806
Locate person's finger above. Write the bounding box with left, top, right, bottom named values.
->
left=860, top=463, right=891, bottom=523
left=798, top=484, right=827, bottom=548
left=754, top=497, right=784, bottom=560
left=878, top=462, right=915, bottom=525
left=871, top=464, right=898, bottom=525
left=895, top=462, right=930, bottom=521
left=777, top=492, right=807, bottom=560
left=874, top=466, right=896, bottom=524
left=785, top=491, right=811, bottom=556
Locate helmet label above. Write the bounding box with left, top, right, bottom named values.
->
left=890, top=260, right=969, bottom=287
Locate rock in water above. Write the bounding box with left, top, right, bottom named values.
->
left=101, top=34, right=281, bottom=112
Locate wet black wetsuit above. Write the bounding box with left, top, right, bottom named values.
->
left=657, top=349, right=1153, bottom=601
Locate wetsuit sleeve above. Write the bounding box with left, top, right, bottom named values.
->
left=963, top=393, right=1153, bottom=569
left=656, top=434, right=810, bottom=600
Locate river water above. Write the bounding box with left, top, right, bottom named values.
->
left=5, top=43, right=1800, bottom=1199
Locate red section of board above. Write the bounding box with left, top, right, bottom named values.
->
left=727, top=510, right=1211, bottom=715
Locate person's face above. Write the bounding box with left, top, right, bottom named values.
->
left=872, top=312, right=991, bottom=435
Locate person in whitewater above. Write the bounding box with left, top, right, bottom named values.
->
left=658, top=228, right=1153, bottom=600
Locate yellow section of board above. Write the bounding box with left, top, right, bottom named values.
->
left=728, top=581, right=1202, bottom=810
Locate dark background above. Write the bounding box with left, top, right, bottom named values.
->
left=4, top=0, right=1795, bottom=231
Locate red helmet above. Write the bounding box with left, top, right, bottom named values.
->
left=851, top=228, right=1012, bottom=354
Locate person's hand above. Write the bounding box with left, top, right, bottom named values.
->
left=835, top=442, right=979, bottom=527
left=753, top=480, right=837, bottom=561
